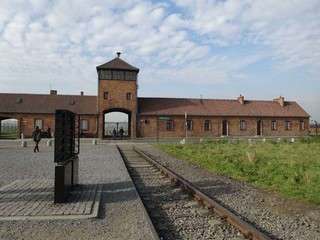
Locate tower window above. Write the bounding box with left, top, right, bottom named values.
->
left=112, top=70, right=124, bottom=80
left=100, top=70, right=112, bottom=79
left=125, top=71, right=137, bottom=80
left=104, top=92, right=109, bottom=99
left=126, top=92, right=132, bottom=100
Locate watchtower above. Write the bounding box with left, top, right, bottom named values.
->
left=96, top=53, right=139, bottom=139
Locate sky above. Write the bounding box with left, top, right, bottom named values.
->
left=0, top=0, right=319, bottom=121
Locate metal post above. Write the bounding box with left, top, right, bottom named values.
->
left=185, top=112, right=187, bottom=142
left=116, top=122, right=119, bottom=137
left=156, top=117, right=159, bottom=142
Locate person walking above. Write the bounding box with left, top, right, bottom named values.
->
left=47, top=127, right=52, bottom=138
left=112, top=128, right=117, bottom=138
left=119, top=127, right=124, bottom=139
left=32, top=126, right=42, bottom=153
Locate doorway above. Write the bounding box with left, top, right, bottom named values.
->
left=257, top=120, right=262, bottom=136
left=103, top=109, right=131, bottom=139
left=222, top=120, right=228, bottom=136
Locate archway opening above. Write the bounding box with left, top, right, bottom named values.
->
left=104, top=110, right=130, bottom=139
left=0, top=118, right=19, bottom=139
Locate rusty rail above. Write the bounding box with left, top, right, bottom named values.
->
left=133, top=146, right=272, bottom=240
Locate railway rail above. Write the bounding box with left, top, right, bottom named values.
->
left=118, top=145, right=272, bottom=240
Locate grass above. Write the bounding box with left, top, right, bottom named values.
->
left=0, top=130, right=19, bottom=139
left=158, top=137, right=320, bottom=204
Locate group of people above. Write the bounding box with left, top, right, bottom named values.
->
left=112, top=127, right=125, bottom=138
left=32, top=126, right=126, bottom=152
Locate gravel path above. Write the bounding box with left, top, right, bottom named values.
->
left=0, top=144, right=157, bottom=240
left=136, top=143, right=320, bottom=240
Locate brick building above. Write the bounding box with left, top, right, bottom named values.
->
left=0, top=53, right=310, bottom=139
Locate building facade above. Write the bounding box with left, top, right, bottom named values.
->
left=0, top=54, right=310, bottom=139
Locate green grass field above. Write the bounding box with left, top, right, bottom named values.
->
left=158, top=137, right=320, bottom=204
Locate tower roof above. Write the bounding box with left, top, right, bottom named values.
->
left=96, top=54, right=139, bottom=72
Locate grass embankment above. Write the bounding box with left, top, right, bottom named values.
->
left=158, top=137, right=320, bottom=204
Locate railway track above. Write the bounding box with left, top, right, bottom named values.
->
left=118, top=145, right=272, bottom=240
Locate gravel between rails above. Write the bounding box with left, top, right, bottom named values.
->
left=135, top=143, right=320, bottom=240
left=119, top=145, right=245, bottom=240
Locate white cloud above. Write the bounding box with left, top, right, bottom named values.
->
left=0, top=0, right=319, bottom=98
left=173, top=0, right=320, bottom=70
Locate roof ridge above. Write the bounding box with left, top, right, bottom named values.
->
left=0, top=93, right=97, bottom=97
left=138, top=96, right=296, bottom=103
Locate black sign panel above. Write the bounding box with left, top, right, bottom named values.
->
left=54, top=110, right=79, bottom=163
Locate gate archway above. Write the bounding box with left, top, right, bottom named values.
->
left=103, top=108, right=131, bottom=139
left=0, top=118, right=19, bottom=139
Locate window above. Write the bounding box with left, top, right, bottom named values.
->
left=204, top=120, right=211, bottom=131
left=144, top=119, right=149, bottom=124
left=125, top=71, right=137, bottom=80
left=285, top=121, right=292, bottom=130
left=240, top=120, right=246, bottom=131
left=300, top=120, right=305, bottom=131
left=186, top=119, right=193, bottom=131
left=126, top=92, right=132, bottom=100
left=100, top=70, right=112, bottom=79
left=104, top=92, right=109, bottom=99
left=112, top=70, right=124, bottom=80
left=81, top=119, right=89, bottom=131
left=166, top=120, right=174, bottom=131
left=34, top=119, right=43, bottom=129
left=271, top=120, right=277, bottom=131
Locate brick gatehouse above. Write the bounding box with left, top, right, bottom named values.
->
left=0, top=53, right=310, bottom=139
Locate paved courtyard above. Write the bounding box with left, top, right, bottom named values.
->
left=0, top=179, right=101, bottom=220
left=0, top=142, right=157, bottom=240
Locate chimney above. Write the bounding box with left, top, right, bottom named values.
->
left=116, top=52, right=121, bottom=58
left=237, top=94, right=245, bottom=104
left=200, top=94, right=204, bottom=104
left=50, top=90, right=57, bottom=95
left=274, top=96, right=285, bottom=107
left=80, top=91, right=84, bottom=96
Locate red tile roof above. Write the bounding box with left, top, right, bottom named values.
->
left=0, top=94, right=309, bottom=118
left=0, top=93, right=97, bottom=115
left=138, top=97, right=309, bottom=118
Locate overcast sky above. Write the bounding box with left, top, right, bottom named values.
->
left=0, top=0, right=319, bottom=120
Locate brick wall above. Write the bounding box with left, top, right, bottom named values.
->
left=138, top=115, right=309, bottom=138
left=98, top=79, right=137, bottom=138
left=79, top=115, right=98, bottom=137
left=0, top=113, right=98, bottom=138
